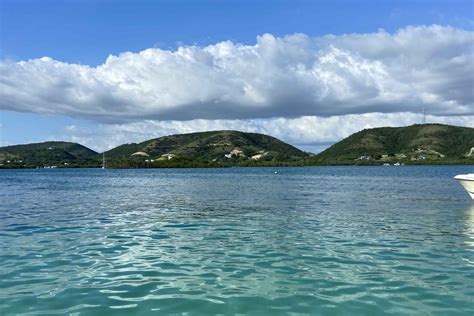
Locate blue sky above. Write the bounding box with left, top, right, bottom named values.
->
left=3, top=0, right=473, bottom=64
left=1, top=0, right=473, bottom=151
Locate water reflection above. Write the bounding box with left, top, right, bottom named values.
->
left=463, top=205, right=474, bottom=249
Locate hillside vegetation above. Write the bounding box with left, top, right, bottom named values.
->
left=312, top=124, right=474, bottom=165
left=0, top=141, right=98, bottom=168
left=104, top=130, right=308, bottom=167
left=1, top=125, right=473, bottom=168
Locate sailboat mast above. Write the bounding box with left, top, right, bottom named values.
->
left=102, top=153, right=105, bottom=169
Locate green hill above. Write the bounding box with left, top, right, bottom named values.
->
left=2, top=125, right=472, bottom=168
left=312, top=124, right=474, bottom=165
left=0, top=141, right=99, bottom=168
left=104, top=130, right=308, bottom=167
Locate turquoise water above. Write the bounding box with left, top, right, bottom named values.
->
left=0, top=166, right=473, bottom=315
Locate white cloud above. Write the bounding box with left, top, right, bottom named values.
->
left=56, top=113, right=474, bottom=153
left=1, top=25, right=473, bottom=121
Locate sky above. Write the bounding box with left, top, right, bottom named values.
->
left=1, top=0, right=473, bottom=153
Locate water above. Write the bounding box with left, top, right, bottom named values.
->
left=1, top=166, right=473, bottom=315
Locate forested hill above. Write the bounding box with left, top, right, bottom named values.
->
left=1, top=125, right=473, bottom=168
left=104, top=130, right=308, bottom=167
left=312, top=124, right=474, bottom=164
left=0, top=141, right=98, bottom=167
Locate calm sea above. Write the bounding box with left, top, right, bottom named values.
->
left=1, top=166, right=473, bottom=315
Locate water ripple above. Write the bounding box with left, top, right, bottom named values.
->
left=0, top=167, right=473, bottom=315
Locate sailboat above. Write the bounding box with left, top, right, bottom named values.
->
left=102, top=153, right=106, bottom=169
left=454, top=174, right=474, bottom=199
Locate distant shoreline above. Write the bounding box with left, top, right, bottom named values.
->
left=2, top=124, right=473, bottom=168
left=1, top=161, right=473, bottom=170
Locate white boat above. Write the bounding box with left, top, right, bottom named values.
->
left=454, top=174, right=474, bottom=199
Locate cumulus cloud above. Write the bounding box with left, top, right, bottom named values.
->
left=57, top=113, right=474, bottom=153
left=1, top=25, right=473, bottom=121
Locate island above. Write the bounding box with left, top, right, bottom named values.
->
left=1, top=124, right=473, bottom=168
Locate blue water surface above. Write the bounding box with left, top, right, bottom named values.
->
left=0, top=166, right=473, bottom=315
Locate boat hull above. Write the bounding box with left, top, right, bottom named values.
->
left=455, top=175, right=474, bottom=199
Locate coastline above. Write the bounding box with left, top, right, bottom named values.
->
left=2, top=160, right=473, bottom=170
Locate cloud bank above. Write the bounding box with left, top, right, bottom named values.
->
left=1, top=25, right=473, bottom=122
